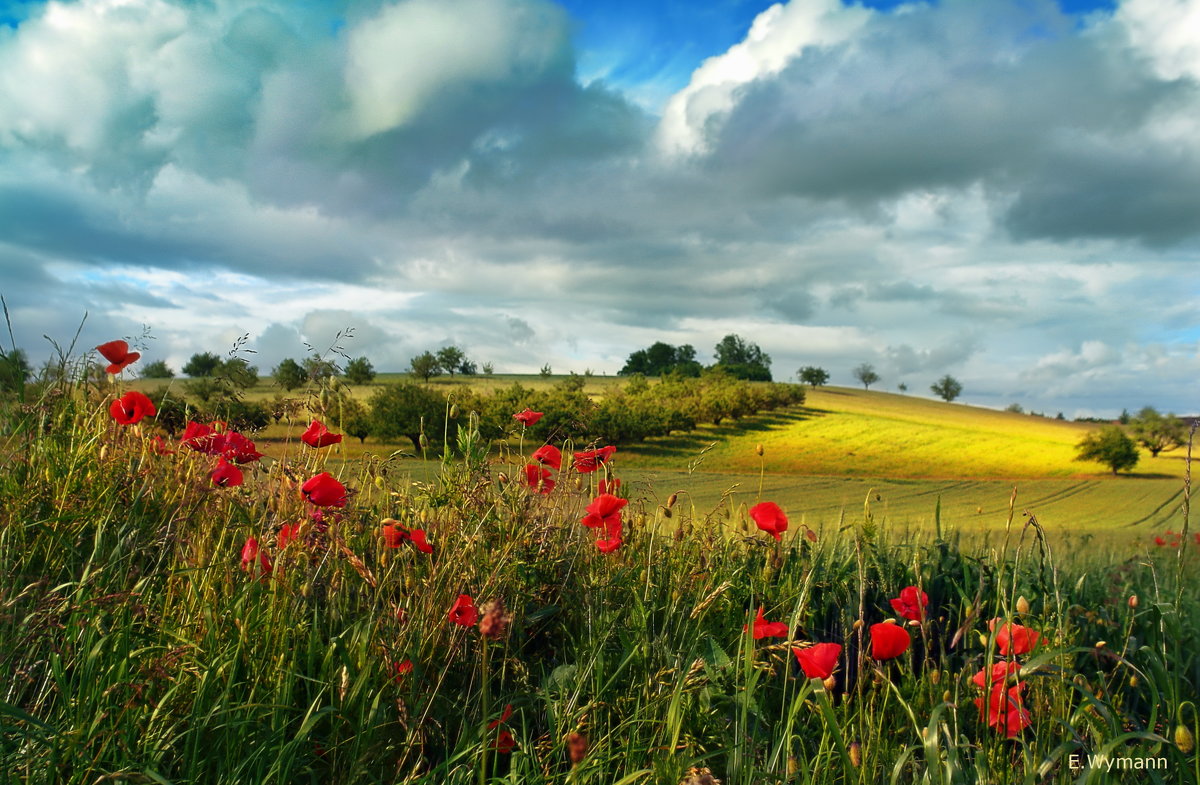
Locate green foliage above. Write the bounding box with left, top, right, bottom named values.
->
left=798, top=366, right=829, bottom=387
left=539, top=364, right=552, bottom=378
left=343, top=356, right=376, bottom=386
left=482, top=362, right=495, bottom=375
left=181, top=351, right=222, bottom=377
left=1129, top=406, right=1186, bottom=457
left=852, top=362, right=880, bottom=389
left=368, top=381, right=445, bottom=451
left=436, top=346, right=467, bottom=377
left=410, top=351, right=442, bottom=382
left=0, top=347, right=31, bottom=393
left=272, top=357, right=306, bottom=390
left=139, top=359, right=174, bottom=379
left=712, top=334, right=771, bottom=380
left=302, top=354, right=340, bottom=380
left=620, top=342, right=703, bottom=377
left=1075, top=425, right=1140, bottom=474
left=341, top=397, right=372, bottom=444
left=930, top=373, right=963, bottom=402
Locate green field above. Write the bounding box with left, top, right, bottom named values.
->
left=132, top=375, right=1189, bottom=541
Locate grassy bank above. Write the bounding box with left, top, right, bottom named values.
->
left=1, top=378, right=1197, bottom=784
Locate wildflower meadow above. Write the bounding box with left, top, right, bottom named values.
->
left=1, top=341, right=1197, bottom=785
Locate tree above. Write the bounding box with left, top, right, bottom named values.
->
left=0, top=348, right=31, bottom=393
left=410, top=351, right=441, bottom=382
left=302, top=354, right=339, bottom=380
left=368, top=382, right=444, bottom=452
left=798, top=366, right=829, bottom=388
left=182, top=352, right=222, bottom=377
left=1129, top=406, right=1186, bottom=457
left=436, top=346, right=467, bottom=377
left=619, top=342, right=702, bottom=377
left=342, top=398, right=372, bottom=444
left=273, top=358, right=306, bottom=391
left=344, top=356, right=376, bottom=385
left=540, top=364, right=552, bottom=378
left=930, top=374, right=963, bottom=402
left=482, top=362, right=495, bottom=375
left=712, top=334, right=772, bottom=381
left=1075, top=426, right=1139, bottom=475
left=140, top=359, right=174, bottom=379
left=219, top=358, right=258, bottom=389
left=852, top=363, right=880, bottom=390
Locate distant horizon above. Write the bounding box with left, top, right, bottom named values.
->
left=2, top=0, right=1198, bottom=420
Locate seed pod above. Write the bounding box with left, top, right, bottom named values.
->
left=1175, top=725, right=1195, bottom=755
left=1016, top=596, right=1030, bottom=615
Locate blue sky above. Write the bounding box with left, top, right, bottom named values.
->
left=0, top=0, right=1197, bottom=416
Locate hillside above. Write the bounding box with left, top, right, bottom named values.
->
left=620, top=386, right=1188, bottom=480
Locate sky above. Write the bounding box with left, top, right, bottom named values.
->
left=0, top=0, right=1197, bottom=418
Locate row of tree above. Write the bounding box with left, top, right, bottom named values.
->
left=1075, top=406, right=1192, bottom=474
left=619, top=335, right=772, bottom=381
left=798, top=363, right=964, bottom=402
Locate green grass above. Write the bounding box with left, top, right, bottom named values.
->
left=2, top=376, right=1198, bottom=784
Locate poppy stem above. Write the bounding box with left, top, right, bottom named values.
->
left=479, top=637, right=490, bottom=785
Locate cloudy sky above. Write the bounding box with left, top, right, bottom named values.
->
left=1, top=0, right=1198, bottom=416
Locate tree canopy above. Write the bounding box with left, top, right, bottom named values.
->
left=930, top=374, right=963, bottom=402
left=1075, top=426, right=1139, bottom=474
left=619, top=342, right=702, bottom=377
left=852, top=363, right=880, bottom=390
left=712, top=334, right=771, bottom=381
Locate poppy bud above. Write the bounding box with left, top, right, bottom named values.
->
left=667, top=492, right=678, bottom=509
left=497, top=472, right=509, bottom=484
left=822, top=675, right=837, bottom=691
left=755, top=443, right=764, bottom=457
left=852, top=619, right=863, bottom=631
left=449, top=403, right=459, bottom=419
left=418, top=433, right=429, bottom=449
left=942, top=690, right=952, bottom=703
left=1129, top=675, right=1139, bottom=688
left=99, top=445, right=108, bottom=462
left=566, top=732, right=588, bottom=765
left=1176, top=725, right=1195, bottom=754
left=930, top=670, right=941, bottom=685
left=375, top=476, right=386, bottom=490
left=1016, top=596, right=1030, bottom=615
left=320, top=390, right=329, bottom=409
left=1095, top=640, right=1107, bottom=649
left=419, top=509, right=429, bottom=524
left=977, top=632, right=988, bottom=648
left=848, top=741, right=861, bottom=768
left=1128, top=594, right=1138, bottom=609
left=787, top=756, right=799, bottom=776
left=660, top=505, right=672, bottom=519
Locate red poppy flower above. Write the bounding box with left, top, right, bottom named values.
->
left=217, top=431, right=263, bottom=464
left=301, top=420, right=343, bottom=449
left=595, top=515, right=623, bottom=553
left=240, top=536, right=272, bottom=577
left=573, top=446, right=616, bottom=473
left=598, top=478, right=621, bottom=496
left=889, top=586, right=929, bottom=622
left=975, top=683, right=1030, bottom=737
left=972, top=661, right=1021, bottom=690
left=180, top=421, right=221, bottom=453
left=1154, top=535, right=1168, bottom=546
left=211, top=458, right=244, bottom=488
left=487, top=703, right=513, bottom=730
left=869, top=621, right=911, bottom=660
left=793, top=642, right=842, bottom=679
left=990, top=619, right=1041, bottom=656
left=586, top=493, right=628, bottom=518
left=492, top=728, right=516, bottom=754
left=448, top=594, right=479, bottom=627
left=531, top=444, right=561, bottom=470
left=513, top=408, right=543, bottom=427
left=278, top=523, right=301, bottom=549
left=523, top=463, right=555, bottom=494
left=149, top=435, right=175, bottom=455
left=749, top=502, right=788, bottom=541
left=408, top=528, right=433, bottom=554
left=745, top=607, right=789, bottom=639
left=96, top=340, right=140, bottom=374
left=302, top=472, right=347, bottom=507
left=109, top=390, right=156, bottom=425
left=392, top=659, right=413, bottom=683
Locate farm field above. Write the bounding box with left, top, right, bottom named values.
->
left=130, top=375, right=1190, bottom=538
